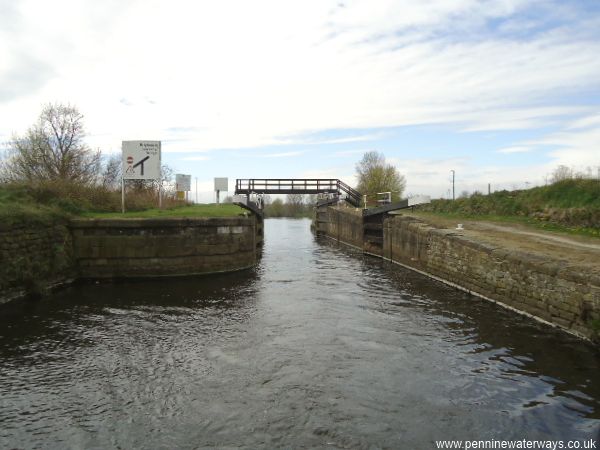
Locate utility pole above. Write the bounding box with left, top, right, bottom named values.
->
left=450, top=170, right=455, bottom=201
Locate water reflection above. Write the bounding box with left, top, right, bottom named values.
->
left=0, top=218, right=599, bottom=448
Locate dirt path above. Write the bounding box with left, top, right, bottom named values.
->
left=402, top=212, right=600, bottom=273
left=474, top=222, right=600, bottom=251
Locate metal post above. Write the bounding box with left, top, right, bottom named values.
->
left=121, top=177, right=125, bottom=213
left=159, top=141, right=162, bottom=208
left=451, top=170, right=455, bottom=201
left=488, top=183, right=491, bottom=195
left=158, top=182, right=162, bottom=209
left=195, top=177, right=198, bottom=204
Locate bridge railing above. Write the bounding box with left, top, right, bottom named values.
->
left=234, top=178, right=363, bottom=208
left=336, top=180, right=362, bottom=207
left=235, top=179, right=340, bottom=193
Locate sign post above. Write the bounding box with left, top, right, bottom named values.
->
left=121, top=140, right=162, bottom=213
left=214, top=177, right=228, bottom=205
left=175, top=174, right=192, bottom=202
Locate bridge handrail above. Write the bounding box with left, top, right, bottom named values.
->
left=236, top=179, right=339, bottom=192
left=234, top=178, right=362, bottom=207
left=336, top=180, right=362, bottom=207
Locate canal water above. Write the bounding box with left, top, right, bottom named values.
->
left=1, top=218, right=599, bottom=449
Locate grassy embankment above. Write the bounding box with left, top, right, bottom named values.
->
left=415, top=179, right=600, bottom=238
left=81, top=204, right=244, bottom=218
left=0, top=183, right=244, bottom=224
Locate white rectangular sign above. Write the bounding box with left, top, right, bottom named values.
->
left=408, top=195, right=431, bottom=206
left=214, top=177, right=228, bottom=191
left=122, top=141, right=161, bottom=180
left=176, top=174, right=191, bottom=191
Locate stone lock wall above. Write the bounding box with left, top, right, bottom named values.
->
left=314, top=206, right=600, bottom=341
left=70, top=217, right=259, bottom=278
left=382, top=215, right=600, bottom=341
left=1, top=216, right=262, bottom=303
left=314, top=206, right=363, bottom=250
left=0, top=219, right=74, bottom=302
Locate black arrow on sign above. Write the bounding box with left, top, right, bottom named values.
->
left=132, top=156, right=150, bottom=176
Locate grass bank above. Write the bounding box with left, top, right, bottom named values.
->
left=409, top=210, right=600, bottom=239
left=0, top=184, right=68, bottom=226
left=417, top=179, right=600, bottom=237
left=81, top=204, right=245, bottom=218
left=0, top=182, right=245, bottom=224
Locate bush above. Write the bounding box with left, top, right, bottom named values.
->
left=418, top=178, right=600, bottom=230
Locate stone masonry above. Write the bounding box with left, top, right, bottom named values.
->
left=314, top=206, right=600, bottom=342
left=1, top=216, right=261, bottom=303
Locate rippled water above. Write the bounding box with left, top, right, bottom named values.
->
left=1, top=218, right=599, bottom=449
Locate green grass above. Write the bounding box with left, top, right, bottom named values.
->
left=412, top=211, right=600, bottom=239
left=0, top=183, right=247, bottom=223
left=0, top=184, right=66, bottom=226
left=418, top=178, right=600, bottom=234
left=80, top=203, right=246, bottom=218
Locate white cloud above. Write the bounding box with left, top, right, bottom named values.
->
left=180, top=155, right=210, bottom=161
left=300, top=166, right=356, bottom=185
left=458, top=107, right=591, bottom=132
left=255, top=151, right=305, bottom=158
left=0, top=0, right=599, bottom=185
left=566, top=113, right=600, bottom=130
left=0, top=0, right=600, bottom=141
left=497, top=146, right=532, bottom=154
left=332, top=149, right=370, bottom=157
left=306, top=134, right=384, bottom=145
left=529, top=126, right=600, bottom=169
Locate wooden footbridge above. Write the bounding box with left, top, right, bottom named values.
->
left=232, top=178, right=430, bottom=222
left=234, top=179, right=362, bottom=207
left=233, top=179, right=362, bottom=216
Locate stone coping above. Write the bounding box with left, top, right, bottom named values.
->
left=70, top=216, right=252, bottom=228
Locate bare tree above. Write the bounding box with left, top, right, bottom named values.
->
left=128, top=163, right=174, bottom=194
left=2, top=103, right=101, bottom=184
left=550, top=165, right=574, bottom=183
left=286, top=193, right=305, bottom=207
left=100, top=154, right=122, bottom=189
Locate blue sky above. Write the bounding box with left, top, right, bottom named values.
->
left=1, top=0, right=599, bottom=201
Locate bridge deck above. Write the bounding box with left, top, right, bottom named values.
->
left=236, top=179, right=338, bottom=194
left=235, top=179, right=361, bottom=207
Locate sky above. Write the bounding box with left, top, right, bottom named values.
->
left=1, top=0, right=599, bottom=202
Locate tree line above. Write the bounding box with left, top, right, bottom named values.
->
left=0, top=103, right=177, bottom=212
left=0, top=103, right=409, bottom=214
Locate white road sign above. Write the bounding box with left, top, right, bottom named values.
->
left=122, top=141, right=161, bottom=180
left=176, top=174, right=191, bottom=191
left=214, top=177, right=228, bottom=191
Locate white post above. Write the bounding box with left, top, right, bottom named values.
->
left=195, top=177, right=198, bottom=204
left=158, top=166, right=162, bottom=209
left=121, top=177, right=125, bottom=213
left=158, top=183, right=162, bottom=209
